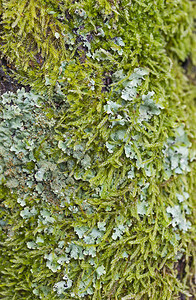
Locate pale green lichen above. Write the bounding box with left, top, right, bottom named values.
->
left=0, top=72, right=193, bottom=299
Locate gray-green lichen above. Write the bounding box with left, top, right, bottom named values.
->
left=0, top=73, right=194, bottom=299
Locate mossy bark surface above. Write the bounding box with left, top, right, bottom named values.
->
left=0, top=0, right=195, bottom=299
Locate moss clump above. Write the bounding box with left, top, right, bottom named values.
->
left=0, top=0, right=195, bottom=299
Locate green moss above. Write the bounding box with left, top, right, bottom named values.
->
left=0, top=0, right=195, bottom=299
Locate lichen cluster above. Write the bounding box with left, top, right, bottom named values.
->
left=0, top=0, right=195, bottom=299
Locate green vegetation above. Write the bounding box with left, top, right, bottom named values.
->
left=0, top=0, right=195, bottom=299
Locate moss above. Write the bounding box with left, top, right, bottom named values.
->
left=0, top=0, right=195, bottom=299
